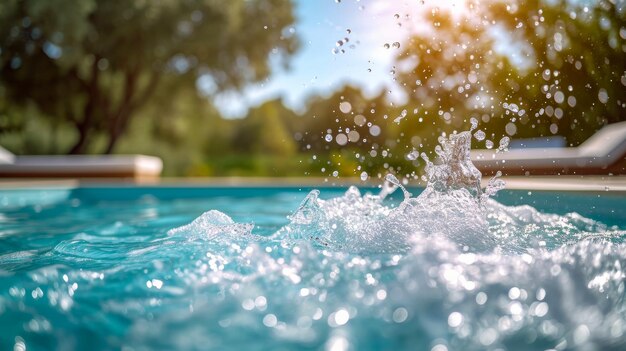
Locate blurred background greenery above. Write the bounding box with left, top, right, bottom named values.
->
left=0, top=0, right=624, bottom=177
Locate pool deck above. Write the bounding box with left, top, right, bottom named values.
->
left=0, top=176, right=625, bottom=193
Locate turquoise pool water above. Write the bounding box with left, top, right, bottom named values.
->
left=0, top=185, right=625, bottom=351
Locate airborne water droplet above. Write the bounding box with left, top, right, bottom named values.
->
left=393, top=109, right=408, bottom=124
left=354, top=115, right=366, bottom=126
left=369, top=125, right=381, bottom=136
left=498, top=136, right=510, bottom=151
left=384, top=43, right=391, bottom=49
left=360, top=172, right=368, bottom=181
left=470, top=117, right=478, bottom=131
left=392, top=42, right=401, bottom=49
left=336, top=133, right=348, bottom=146
left=339, top=101, right=352, bottom=114
left=474, top=130, right=486, bottom=141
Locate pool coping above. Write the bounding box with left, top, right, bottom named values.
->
left=0, top=176, right=625, bottom=192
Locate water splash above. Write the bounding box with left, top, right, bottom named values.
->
left=281, top=128, right=506, bottom=254
left=143, top=172, right=625, bottom=350
left=1, top=127, right=625, bottom=350
left=422, top=131, right=483, bottom=196
left=167, top=210, right=254, bottom=239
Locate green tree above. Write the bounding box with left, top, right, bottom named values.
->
left=115, top=82, right=228, bottom=176
left=297, top=85, right=391, bottom=153
left=0, top=0, right=298, bottom=154
left=485, top=0, right=626, bottom=144
left=231, top=99, right=297, bottom=156
left=395, top=0, right=625, bottom=146
left=395, top=8, right=514, bottom=152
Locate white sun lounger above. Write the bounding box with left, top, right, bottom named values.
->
left=471, top=121, right=626, bottom=175
left=0, top=146, right=163, bottom=179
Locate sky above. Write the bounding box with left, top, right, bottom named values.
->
left=213, top=0, right=468, bottom=118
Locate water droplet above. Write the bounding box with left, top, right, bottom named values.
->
left=598, top=88, right=609, bottom=103
left=568, top=95, right=577, bottom=107
left=326, top=335, right=349, bottom=351
left=499, top=136, right=510, bottom=150
left=360, top=171, right=368, bottom=181
left=508, top=287, right=521, bottom=300
left=392, top=42, right=401, bottom=49
left=406, top=150, right=419, bottom=160
left=376, top=289, right=387, bottom=300
left=392, top=307, right=408, bottom=323
left=554, top=91, right=565, bottom=104
left=383, top=43, right=391, bottom=49
left=13, top=337, right=26, bottom=351
left=549, top=123, right=558, bottom=134
left=485, top=140, right=494, bottom=149
left=505, top=122, right=517, bottom=136
left=151, top=279, right=163, bottom=289
left=354, top=115, right=366, bottom=126
left=348, top=130, right=360, bottom=142
left=467, top=72, right=478, bottom=84
left=339, top=101, right=352, bottom=114
left=336, top=133, right=348, bottom=146
left=369, top=125, right=381, bottom=136
left=534, top=302, right=549, bottom=317
left=474, top=130, right=486, bottom=141
left=470, top=117, right=478, bottom=130
left=448, top=312, right=463, bottom=327
left=263, top=314, right=277, bottom=327
left=476, top=292, right=488, bottom=305
left=479, top=328, right=498, bottom=346
left=503, top=102, right=519, bottom=113
left=333, top=309, right=350, bottom=326
left=573, top=325, right=590, bottom=344
left=325, top=134, right=333, bottom=142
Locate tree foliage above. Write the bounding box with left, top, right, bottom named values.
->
left=0, top=0, right=298, bottom=153
left=396, top=0, right=626, bottom=146
left=1, top=0, right=624, bottom=178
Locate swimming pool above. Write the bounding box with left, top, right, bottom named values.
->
left=0, top=182, right=625, bottom=351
